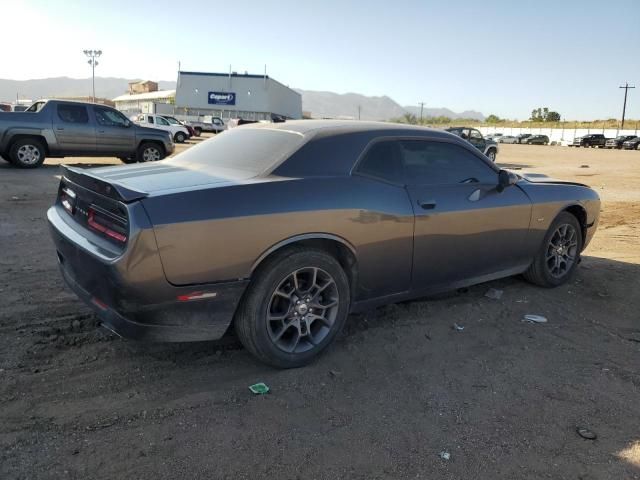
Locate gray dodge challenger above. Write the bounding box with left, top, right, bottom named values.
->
left=48, top=121, right=600, bottom=368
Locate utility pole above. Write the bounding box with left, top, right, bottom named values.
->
left=619, top=82, right=635, bottom=129
left=84, top=49, right=102, bottom=103
left=418, top=102, right=425, bottom=123
left=357, top=105, right=361, bottom=120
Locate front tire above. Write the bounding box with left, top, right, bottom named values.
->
left=486, top=149, right=497, bottom=162
left=194, top=127, right=202, bottom=136
left=235, top=247, right=351, bottom=368
left=137, top=142, right=165, bottom=162
left=174, top=132, right=186, bottom=143
left=524, top=212, right=583, bottom=288
left=9, top=138, right=46, bottom=168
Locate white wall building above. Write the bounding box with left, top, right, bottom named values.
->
left=113, top=90, right=175, bottom=115
left=174, top=71, right=302, bottom=121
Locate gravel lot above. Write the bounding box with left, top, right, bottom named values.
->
left=1, top=139, right=639, bottom=479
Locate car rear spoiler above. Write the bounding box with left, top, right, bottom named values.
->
left=60, top=165, right=148, bottom=203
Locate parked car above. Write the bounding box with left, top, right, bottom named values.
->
left=12, top=105, right=29, bottom=112
left=621, top=136, right=640, bottom=150
left=516, top=133, right=533, bottom=144
left=497, top=135, right=518, bottom=144
left=605, top=135, right=637, bottom=149
left=445, top=127, right=499, bottom=161
left=48, top=120, right=600, bottom=368
left=485, top=133, right=503, bottom=141
left=186, top=117, right=226, bottom=135
left=161, top=115, right=196, bottom=138
left=0, top=99, right=174, bottom=168
left=526, top=135, right=550, bottom=145
left=572, top=134, right=607, bottom=148
left=135, top=114, right=190, bottom=143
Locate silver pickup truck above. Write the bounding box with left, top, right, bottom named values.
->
left=0, top=99, right=174, bottom=168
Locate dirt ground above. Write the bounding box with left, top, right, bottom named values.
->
left=1, top=139, right=639, bottom=479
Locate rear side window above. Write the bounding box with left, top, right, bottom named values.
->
left=399, top=140, right=496, bottom=185
left=356, top=140, right=404, bottom=184
left=57, top=104, right=88, bottom=123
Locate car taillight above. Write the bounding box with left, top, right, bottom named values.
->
left=60, top=186, right=76, bottom=214
left=87, top=207, right=128, bottom=243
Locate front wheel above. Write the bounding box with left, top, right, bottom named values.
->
left=583, top=142, right=590, bottom=148
left=137, top=142, right=165, bottom=162
left=486, top=149, right=497, bottom=162
left=174, top=132, right=186, bottom=143
left=194, top=127, right=202, bottom=136
left=235, top=247, right=351, bottom=368
left=523, top=212, right=583, bottom=288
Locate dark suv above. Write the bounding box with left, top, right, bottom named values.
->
left=622, top=137, right=640, bottom=150
left=572, top=134, right=606, bottom=148
left=445, top=127, right=499, bottom=161
left=526, top=135, right=550, bottom=145
left=605, top=135, right=637, bottom=149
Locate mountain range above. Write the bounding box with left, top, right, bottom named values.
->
left=296, top=89, right=484, bottom=121
left=0, top=77, right=484, bottom=121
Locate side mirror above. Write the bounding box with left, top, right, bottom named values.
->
left=497, top=169, right=519, bottom=192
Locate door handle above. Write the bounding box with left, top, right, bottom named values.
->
left=56, top=127, right=64, bottom=131
left=418, top=200, right=437, bottom=210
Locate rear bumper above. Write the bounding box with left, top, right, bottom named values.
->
left=58, top=262, right=247, bottom=342
left=48, top=206, right=248, bottom=342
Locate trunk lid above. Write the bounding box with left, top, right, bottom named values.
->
left=84, top=161, right=245, bottom=198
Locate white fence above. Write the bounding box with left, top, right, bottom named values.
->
left=478, top=126, right=640, bottom=143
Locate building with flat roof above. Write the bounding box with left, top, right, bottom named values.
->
left=174, top=71, right=302, bottom=121
left=113, top=89, right=175, bottom=114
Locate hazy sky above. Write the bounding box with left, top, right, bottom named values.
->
left=2, top=0, right=639, bottom=120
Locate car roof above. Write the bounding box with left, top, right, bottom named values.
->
left=245, top=119, right=457, bottom=140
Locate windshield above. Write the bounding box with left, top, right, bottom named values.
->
left=169, top=127, right=306, bottom=175
left=163, top=116, right=181, bottom=125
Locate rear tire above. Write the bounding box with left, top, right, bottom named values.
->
left=137, top=142, right=165, bottom=162
left=524, top=212, right=583, bottom=288
left=9, top=138, right=46, bottom=168
left=235, top=247, right=351, bottom=368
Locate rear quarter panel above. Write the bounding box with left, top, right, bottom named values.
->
left=142, top=176, right=415, bottom=300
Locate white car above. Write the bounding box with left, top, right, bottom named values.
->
left=136, top=114, right=190, bottom=143
left=497, top=135, right=518, bottom=144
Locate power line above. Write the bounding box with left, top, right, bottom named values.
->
left=619, top=82, right=635, bottom=129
